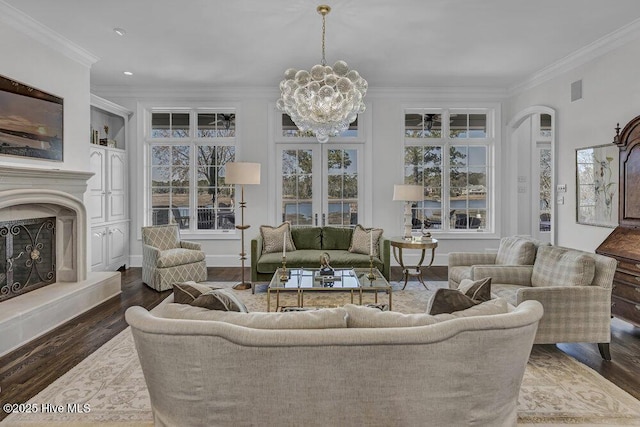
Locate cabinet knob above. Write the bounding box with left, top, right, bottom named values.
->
left=612, top=284, right=617, bottom=290
left=635, top=287, right=640, bottom=293
left=636, top=277, right=640, bottom=282
left=611, top=302, right=616, bottom=308
left=635, top=304, right=640, bottom=312
left=635, top=264, right=640, bottom=269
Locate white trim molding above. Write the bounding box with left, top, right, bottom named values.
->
left=0, top=0, right=98, bottom=67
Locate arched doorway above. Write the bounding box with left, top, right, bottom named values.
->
left=507, top=106, right=556, bottom=244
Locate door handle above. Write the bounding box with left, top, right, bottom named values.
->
left=322, top=213, right=326, bottom=226
left=315, top=213, right=318, bottom=226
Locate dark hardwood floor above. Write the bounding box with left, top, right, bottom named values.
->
left=0, top=266, right=638, bottom=422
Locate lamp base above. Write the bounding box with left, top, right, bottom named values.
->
left=232, top=282, right=252, bottom=290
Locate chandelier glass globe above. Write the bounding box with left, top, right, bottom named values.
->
left=276, top=5, right=367, bottom=143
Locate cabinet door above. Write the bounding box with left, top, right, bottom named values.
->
left=107, top=222, right=128, bottom=267
left=108, top=150, right=127, bottom=222
left=88, top=148, right=107, bottom=223
left=91, top=226, right=107, bottom=271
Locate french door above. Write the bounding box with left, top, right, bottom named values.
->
left=276, top=143, right=363, bottom=227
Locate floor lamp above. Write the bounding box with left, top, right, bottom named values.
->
left=225, top=162, right=261, bottom=290
left=393, top=184, right=423, bottom=239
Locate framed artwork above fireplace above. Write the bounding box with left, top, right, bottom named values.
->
left=0, top=74, right=63, bottom=161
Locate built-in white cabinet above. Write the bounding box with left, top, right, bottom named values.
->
left=91, top=222, right=129, bottom=271
left=89, top=95, right=131, bottom=271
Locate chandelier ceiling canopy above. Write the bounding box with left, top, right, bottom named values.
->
left=276, top=5, right=368, bottom=143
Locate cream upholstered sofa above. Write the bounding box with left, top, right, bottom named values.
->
left=449, top=237, right=617, bottom=359
left=141, top=225, right=207, bottom=291
left=126, top=296, right=542, bottom=427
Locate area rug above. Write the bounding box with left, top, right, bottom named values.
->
left=2, top=281, right=639, bottom=426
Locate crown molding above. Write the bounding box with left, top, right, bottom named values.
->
left=90, top=85, right=280, bottom=100
left=92, top=84, right=508, bottom=101
left=509, top=17, right=640, bottom=96
left=0, top=0, right=98, bottom=68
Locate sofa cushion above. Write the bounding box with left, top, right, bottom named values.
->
left=491, top=284, right=529, bottom=306
left=448, top=266, right=472, bottom=287
left=157, top=248, right=206, bottom=268
left=190, top=288, right=248, bottom=312
left=173, top=281, right=222, bottom=304
left=531, top=246, right=596, bottom=287
left=322, top=226, right=354, bottom=250
left=256, top=250, right=383, bottom=274
left=260, top=222, right=296, bottom=254
left=457, top=277, right=492, bottom=302
left=496, top=236, right=536, bottom=265
left=348, top=224, right=383, bottom=257
left=162, top=305, right=349, bottom=329
left=291, top=227, right=322, bottom=250
left=344, top=298, right=508, bottom=328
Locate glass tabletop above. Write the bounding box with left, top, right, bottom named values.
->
left=269, top=268, right=390, bottom=290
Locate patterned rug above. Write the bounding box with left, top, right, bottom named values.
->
left=2, top=281, right=639, bottom=426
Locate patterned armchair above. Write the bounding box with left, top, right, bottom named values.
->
left=141, top=225, right=207, bottom=291
left=449, top=238, right=617, bottom=360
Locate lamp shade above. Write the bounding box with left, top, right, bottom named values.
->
left=393, top=184, right=422, bottom=201
left=224, top=162, right=261, bottom=185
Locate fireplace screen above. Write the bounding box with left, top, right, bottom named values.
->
left=0, top=217, right=56, bottom=302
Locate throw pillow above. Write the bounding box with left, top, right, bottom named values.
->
left=427, top=288, right=479, bottom=315
left=260, top=222, right=296, bottom=254
left=495, top=236, right=536, bottom=265
left=457, top=277, right=492, bottom=302
left=190, top=288, right=248, bottom=312
left=531, top=246, right=596, bottom=287
left=173, top=281, right=222, bottom=304
left=348, top=224, right=383, bottom=257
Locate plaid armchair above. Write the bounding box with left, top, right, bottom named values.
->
left=141, top=225, right=207, bottom=291
left=450, top=238, right=617, bottom=359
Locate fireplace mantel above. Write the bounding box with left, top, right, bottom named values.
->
left=0, top=165, right=93, bottom=200
left=0, top=164, right=121, bottom=357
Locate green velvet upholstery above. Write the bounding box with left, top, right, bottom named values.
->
left=322, top=226, right=354, bottom=250
left=251, top=227, right=390, bottom=288
left=290, top=227, right=322, bottom=249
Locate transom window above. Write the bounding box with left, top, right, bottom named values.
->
left=404, top=108, right=493, bottom=233
left=146, top=109, right=236, bottom=233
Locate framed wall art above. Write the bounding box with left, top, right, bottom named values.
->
left=0, top=74, right=63, bottom=161
left=576, top=144, right=619, bottom=227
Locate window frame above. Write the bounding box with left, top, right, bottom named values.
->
left=143, top=106, right=240, bottom=239
left=403, top=105, right=498, bottom=236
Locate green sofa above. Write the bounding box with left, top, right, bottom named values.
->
left=251, top=226, right=390, bottom=292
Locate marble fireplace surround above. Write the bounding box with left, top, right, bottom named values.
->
left=0, top=165, right=121, bottom=357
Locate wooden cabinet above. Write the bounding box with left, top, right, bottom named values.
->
left=89, top=95, right=131, bottom=271
left=596, top=116, right=640, bottom=327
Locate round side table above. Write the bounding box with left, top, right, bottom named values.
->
left=389, top=237, right=438, bottom=290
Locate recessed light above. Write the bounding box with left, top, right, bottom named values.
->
left=123, top=71, right=133, bottom=76
left=113, top=27, right=126, bottom=36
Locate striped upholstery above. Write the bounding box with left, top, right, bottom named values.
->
left=142, top=225, right=207, bottom=292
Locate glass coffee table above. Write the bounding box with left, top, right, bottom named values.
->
left=267, top=268, right=392, bottom=312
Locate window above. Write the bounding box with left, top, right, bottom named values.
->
left=146, top=109, right=236, bottom=233
left=404, top=108, right=493, bottom=233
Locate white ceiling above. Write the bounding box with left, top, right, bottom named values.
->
left=5, top=0, right=640, bottom=91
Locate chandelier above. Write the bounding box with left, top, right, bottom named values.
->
left=276, top=5, right=368, bottom=143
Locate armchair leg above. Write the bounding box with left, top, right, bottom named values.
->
left=598, top=343, right=611, bottom=361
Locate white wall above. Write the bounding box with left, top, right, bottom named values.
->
left=103, top=90, right=506, bottom=268
left=0, top=24, right=91, bottom=172
left=506, top=39, right=640, bottom=252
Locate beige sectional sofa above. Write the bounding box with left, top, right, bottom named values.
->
left=126, top=295, right=542, bottom=427
left=449, top=236, right=617, bottom=359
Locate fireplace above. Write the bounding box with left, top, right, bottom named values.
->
left=1, top=216, right=56, bottom=302
left=0, top=165, right=121, bottom=356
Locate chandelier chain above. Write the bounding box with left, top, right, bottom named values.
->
left=321, top=12, right=326, bottom=66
